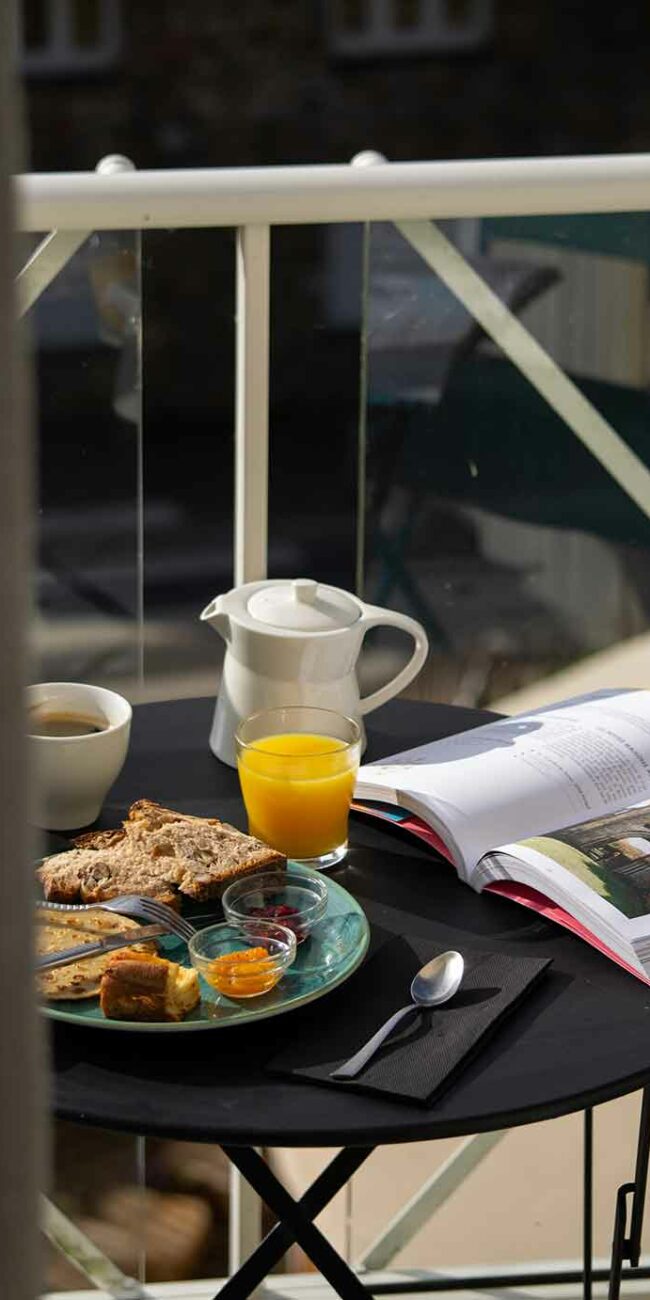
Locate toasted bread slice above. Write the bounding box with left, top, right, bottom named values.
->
left=126, top=800, right=224, bottom=832
left=71, top=804, right=222, bottom=852
left=72, top=827, right=127, bottom=852
left=123, top=817, right=285, bottom=900
left=37, top=800, right=285, bottom=905
left=36, top=845, right=182, bottom=908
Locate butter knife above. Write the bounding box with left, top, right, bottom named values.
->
left=36, top=922, right=169, bottom=972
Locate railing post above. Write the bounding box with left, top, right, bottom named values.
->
left=229, top=221, right=270, bottom=1281
left=235, top=223, right=270, bottom=584
left=228, top=1157, right=264, bottom=1283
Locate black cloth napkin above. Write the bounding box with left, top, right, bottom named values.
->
left=267, top=933, right=552, bottom=1107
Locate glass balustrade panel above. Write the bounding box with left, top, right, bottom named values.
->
left=357, top=213, right=650, bottom=716
left=136, top=223, right=362, bottom=713
left=43, top=1127, right=147, bottom=1295
left=28, top=229, right=143, bottom=701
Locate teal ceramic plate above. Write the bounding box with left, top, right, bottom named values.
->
left=41, top=864, right=369, bottom=1032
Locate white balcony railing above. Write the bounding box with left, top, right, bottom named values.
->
left=16, top=153, right=650, bottom=230
left=16, top=151, right=650, bottom=591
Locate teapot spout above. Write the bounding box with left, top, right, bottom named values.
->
left=199, top=597, right=231, bottom=643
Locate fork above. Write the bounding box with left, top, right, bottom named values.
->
left=37, top=895, right=197, bottom=943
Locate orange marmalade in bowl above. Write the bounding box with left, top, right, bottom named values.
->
left=207, top=946, right=279, bottom=998
left=188, top=919, right=297, bottom=1001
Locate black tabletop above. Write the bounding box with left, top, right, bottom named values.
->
left=49, top=697, right=650, bottom=1147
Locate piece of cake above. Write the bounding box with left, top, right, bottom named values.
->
left=99, top=950, right=200, bottom=1022
left=37, top=800, right=285, bottom=906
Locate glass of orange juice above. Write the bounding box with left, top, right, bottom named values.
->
left=235, top=706, right=361, bottom=869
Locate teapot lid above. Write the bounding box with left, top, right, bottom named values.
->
left=247, top=579, right=359, bottom=632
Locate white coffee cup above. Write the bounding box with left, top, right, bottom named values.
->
left=27, top=682, right=132, bottom=831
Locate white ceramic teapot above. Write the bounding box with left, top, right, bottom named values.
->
left=200, top=578, right=429, bottom=767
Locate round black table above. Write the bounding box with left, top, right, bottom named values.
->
left=47, top=698, right=650, bottom=1300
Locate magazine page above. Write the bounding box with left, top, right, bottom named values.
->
left=473, top=800, right=650, bottom=974
left=355, top=689, right=650, bottom=880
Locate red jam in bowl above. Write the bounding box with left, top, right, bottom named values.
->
left=247, top=903, right=308, bottom=943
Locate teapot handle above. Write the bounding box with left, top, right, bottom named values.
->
left=358, top=607, right=429, bottom=716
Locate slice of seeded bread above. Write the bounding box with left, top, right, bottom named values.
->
left=72, top=827, right=127, bottom=852
left=36, top=844, right=183, bottom=908
left=126, top=799, right=224, bottom=832
left=37, top=801, right=285, bottom=905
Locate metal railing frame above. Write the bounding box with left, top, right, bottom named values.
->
left=16, top=150, right=650, bottom=587
left=15, top=153, right=650, bottom=231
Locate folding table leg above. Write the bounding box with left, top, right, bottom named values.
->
left=216, top=1145, right=374, bottom=1300
left=583, top=1108, right=592, bottom=1300
left=608, top=1087, right=650, bottom=1300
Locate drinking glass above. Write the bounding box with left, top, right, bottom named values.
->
left=235, top=706, right=361, bottom=869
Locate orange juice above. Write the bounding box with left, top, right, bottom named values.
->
left=237, top=732, right=358, bottom=860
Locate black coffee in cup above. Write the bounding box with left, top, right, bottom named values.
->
left=28, top=709, right=108, bottom=738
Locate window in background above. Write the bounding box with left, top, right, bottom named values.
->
left=23, top=0, right=48, bottom=48
left=394, top=0, right=421, bottom=31
left=329, top=0, right=493, bottom=58
left=19, top=0, right=121, bottom=76
left=340, top=0, right=366, bottom=33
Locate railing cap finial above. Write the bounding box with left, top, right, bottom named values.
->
left=96, top=154, right=136, bottom=176
left=351, top=150, right=387, bottom=168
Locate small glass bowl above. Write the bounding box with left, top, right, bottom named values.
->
left=221, top=869, right=328, bottom=945
left=189, top=920, right=296, bottom=1000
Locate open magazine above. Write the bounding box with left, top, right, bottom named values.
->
left=354, top=689, right=650, bottom=983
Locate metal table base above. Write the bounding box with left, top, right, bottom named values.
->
left=215, top=1090, right=650, bottom=1300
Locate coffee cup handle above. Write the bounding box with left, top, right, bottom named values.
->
left=358, top=608, right=429, bottom=716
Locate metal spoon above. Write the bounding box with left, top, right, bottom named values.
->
left=331, top=949, right=465, bottom=1080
